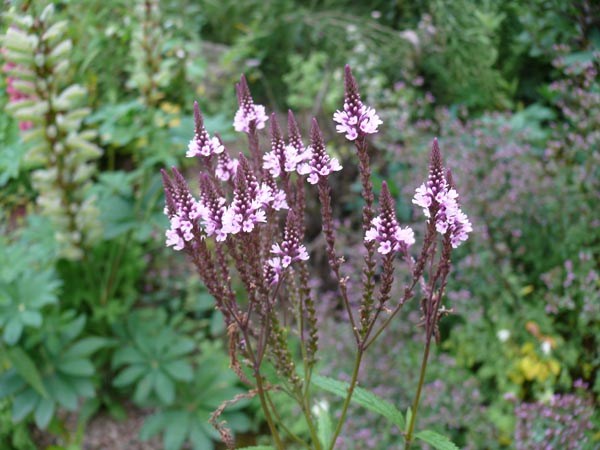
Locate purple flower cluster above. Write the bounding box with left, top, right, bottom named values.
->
left=412, top=139, right=472, bottom=248
left=266, top=211, right=309, bottom=284
left=233, top=74, right=269, bottom=133
left=215, top=151, right=239, bottom=181
left=333, top=66, right=383, bottom=141
left=297, top=119, right=342, bottom=185
left=365, top=182, right=415, bottom=254
left=262, top=113, right=312, bottom=178
left=514, top=393, right=594, bottom=450
left=187, top=103, right=224, bottom=157
left=221, top=155, right=287, bottom=235
left=162, top=169, right=205, bottom=251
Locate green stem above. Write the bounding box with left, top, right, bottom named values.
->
left=404, top=333, right=433, bottom=449
left=327, top=348, right=363, bottom=450
left=255, top=369, right=285, bottom=450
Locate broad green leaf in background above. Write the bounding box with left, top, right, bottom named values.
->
left=7, top=347, right=48, bottom=398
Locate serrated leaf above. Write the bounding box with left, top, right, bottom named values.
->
left=312, top=375, right=405, bottom=430
left=7, top=347, right=48, bottom=397
left=34, top=397, right=55, bottom=429
left=415, top=430, right=460, bottom=450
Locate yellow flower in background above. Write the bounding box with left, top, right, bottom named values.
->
left=159, top=102, right=181, bottom=115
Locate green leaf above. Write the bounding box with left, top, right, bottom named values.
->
left=113, top=365, right=146, bottom=387
left=46, top=375, right=78, bottom=410
left=0, top=369, right=26, bottom=397
left=415, top=430, right=460, bottom=450
left=189, top=424, right=212, bottom=450
left=312, top=375, right=405, bottom=430
left=34, top=397, right=55, bottom=429
left=64, top=337, right=113, bottom=358
left=163, top=359, right=193, bottom=381
left=154, top=371, right=175, bottom=405
left=315, top=405, right=332, bottom=448
left=71, top=378, right=95, bottom=398
left=20, top=310, right=42, bottom=327
left=134, top=372, right=155, bottom=403
left=163, top=412, right=190, bottom=450
left=112, top=346, right=145, bottom=368
left=140, top=412, right=166, bottom=440
left=8, top=347, right=48, bottom=397
left=58, top=359, right=95, bottom=376
left=4, top=318, right=23, bottom=344
left=12, top=389, right=38, bottom=422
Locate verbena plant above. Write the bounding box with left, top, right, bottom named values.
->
left=162, top=66, right=472, bottom=450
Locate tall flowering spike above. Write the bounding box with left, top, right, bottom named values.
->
left=162, top=167, right=204, bottom=251
left=199, top=173, right=228, bottom=241
left=187, top=101, right=224, bottom=157
left=298, top=119, right=342, bottom=185
left=333, top=65, right=383, bottom=140
left=273, top=110, right=310, bottom=174
left=287, top=110, right=303, bottom=151
left=266, top=210, right=310, bottom=284
left=263, top=113, right=286, bottom=177
left=222, top=154, right=267, bottom=235
left=233, top=74, right=268, bottom=133
left=215, top=145, right=239, bottom=181
left=365, top=181, right=415, bottom=254
left=444, top=169, right=472, bottom=248
left=413, top=138, right=472, bottom=247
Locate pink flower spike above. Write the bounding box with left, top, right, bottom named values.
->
left=215, top=151, right=239, bottom=181
left=187, top=102, right=224, bottom=158
left=162, top=168, right=205, bottom=251
left=301, top=119, right=342, bottom=185
left=233, top=74, right=268, bottom=133
left=365, top=181, right=415, bottom=255
left=333, top=65, right=382, bottom=141
left=412, top=139, right=471, bottom=246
